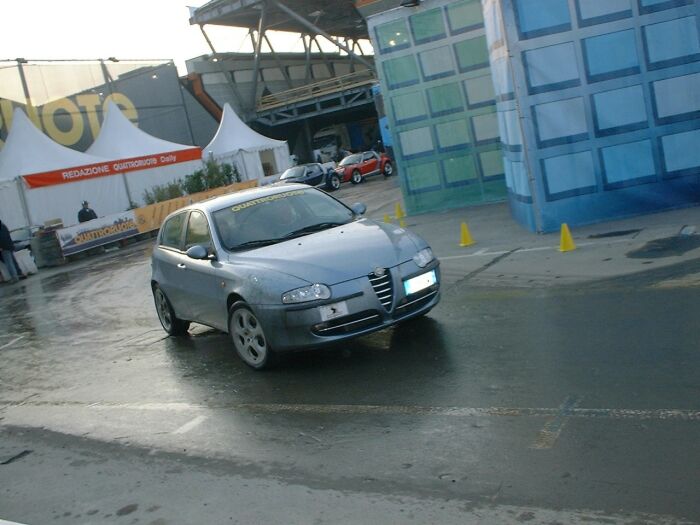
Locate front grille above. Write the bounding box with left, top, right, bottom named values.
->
left=369, top=271, right=393, bottom=310
left=394, top=288, right=439, bottom=319
left=312, top=310, right=382, bottom=336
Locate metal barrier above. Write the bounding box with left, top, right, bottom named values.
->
left=257, top=70, right=377, bottom=112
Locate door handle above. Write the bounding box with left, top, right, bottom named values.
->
left=177, top=263, right=187, bottom=269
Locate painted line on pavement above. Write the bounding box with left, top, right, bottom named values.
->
left=0, top=336, right=25, bottom=350
left=0, top=519, right=30, bottom=525
left=2, top=400, right=700, bottom=421
left=530, top=395, right=581, bottom=450
left=172, top=415, right=208, bottom=435
left=440, top=238, right=631, bottom=261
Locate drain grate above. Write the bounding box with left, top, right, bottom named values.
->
left=588, top=229, right=641, bottom=239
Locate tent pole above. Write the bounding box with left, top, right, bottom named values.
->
left=16, top=178, right=34, bottom=228
left=122, top=173, right=134, bottom=208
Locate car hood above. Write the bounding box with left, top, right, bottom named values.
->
left=229, top=219, right=425, bottom=285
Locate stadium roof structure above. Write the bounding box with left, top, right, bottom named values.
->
left=190, top=0, right=368, bottom=40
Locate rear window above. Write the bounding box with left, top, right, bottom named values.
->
left=339, top=154, right=362, bottom=166
left=160, top=213, right=186, bottom=248
left=280, top=166, right=305, bottom=180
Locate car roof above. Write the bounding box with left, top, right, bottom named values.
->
left=171, top=183, right=313, bottom=217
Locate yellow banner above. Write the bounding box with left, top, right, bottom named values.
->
left=134, top=180, right=259, bottom=233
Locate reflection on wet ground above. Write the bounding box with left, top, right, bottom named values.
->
left=2, top=235, right=700, bottom=521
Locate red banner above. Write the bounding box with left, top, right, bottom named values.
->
left=22, top=147, right=202, bottom=189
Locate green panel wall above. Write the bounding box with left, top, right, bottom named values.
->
left=369, top=0, right=507, bottom=215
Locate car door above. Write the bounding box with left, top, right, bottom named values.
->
left=154, top=212, right=191, bottom=319
left=302, top=165, right=315, bottom=185
left=361, top=152, right=378, bottom=175
left=180, top=210, right=228, bottom=330
left=308, top=164, right=324, bottom=186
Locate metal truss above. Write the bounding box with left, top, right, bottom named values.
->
left=196, top=0, right=376, bottom=120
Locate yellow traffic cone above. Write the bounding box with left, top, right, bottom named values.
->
left=383, top=214, right=392, bottom=223
left=399, top=218, right=406, bottom=228
left=459, top=222, right=475, bottom=247
left=395, top=202, right=405, bottom=220
left=559, top=223, right=576, bottom=252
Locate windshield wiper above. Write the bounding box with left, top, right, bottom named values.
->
left=229, top=238, right=284, bottom=251
left=283, top=222, right=348, bottom=238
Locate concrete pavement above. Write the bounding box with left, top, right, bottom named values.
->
left=1, top=176, right=700, bottom=524
left=338, top=175, right=700, bottom=288
left=2, top=175, right=698, bottom=291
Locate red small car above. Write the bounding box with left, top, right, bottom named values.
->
left=335, top=151, right=394, bottom=184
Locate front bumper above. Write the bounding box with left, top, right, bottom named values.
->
left=253, top=261, right=441, bottom=352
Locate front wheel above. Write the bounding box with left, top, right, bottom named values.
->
left=383, top=162, right=393, bottom=177
left=350, top=170, right=362, bottom=184
left=153, top=285, right=190, bottom=336
left=326, top=173, right=341, bottom=191
left=228, top=301, right=274, bottom=370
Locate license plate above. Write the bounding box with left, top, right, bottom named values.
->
left=403, top=270, right=437, bottom=295
left=319, top=301, right=349, bottom=321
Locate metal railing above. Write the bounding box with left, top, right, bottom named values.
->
left=257, top=69, right=377, bottom=112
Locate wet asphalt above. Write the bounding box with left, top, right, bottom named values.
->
left=1, top=183, right=699, bottom=523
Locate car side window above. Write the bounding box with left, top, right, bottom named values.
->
left=362, top=152, right=373, bottom=162
left=160, top=213, right=186, bottom=249
left=185, top=211, right=212, bottom=250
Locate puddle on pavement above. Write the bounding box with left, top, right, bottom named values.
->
left=626, top=235, right=700, bottom=259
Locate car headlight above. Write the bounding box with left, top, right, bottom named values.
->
left=413, top=247, right=434, bottom=268
left=282, top=284, right=331, bottom=304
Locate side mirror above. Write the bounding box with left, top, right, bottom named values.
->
left=351, top=202, right=367, bottom=216
left=186, top=245, right=209, bottom=260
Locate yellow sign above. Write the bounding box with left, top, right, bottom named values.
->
left=134, top=180, right=259, bottom=233
left=0, top=93, right=138, bottom=149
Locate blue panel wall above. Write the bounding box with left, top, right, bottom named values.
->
left=484, top=0, right=700, bottom=232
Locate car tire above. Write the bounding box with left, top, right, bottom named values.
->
left=350, top=169, right=362, bottom=184
left=228, top=301, right=274, bottom=370
left=383, top=162, right=393, bottom=177
left=153, top=285, right=190, bottom=336
left=326, top=173, right=341, bottom=191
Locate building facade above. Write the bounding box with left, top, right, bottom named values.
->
left=367, top=0, right=508, bottom=215
left=484, top=0, right=700, bottom=232
left=362, top=0, right=700, bottom=231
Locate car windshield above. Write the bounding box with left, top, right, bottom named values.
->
left=339, top=154, right=362, bottom=166
left=212, top=188, right=355, bottom=251
left=280, top=166, right=305, bottom=180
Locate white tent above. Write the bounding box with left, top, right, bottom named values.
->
left=0, top=108, right=131, bottom=230
left=203, top=103, right=290, bottom=182
left=87, top=101, right=203, bottom=206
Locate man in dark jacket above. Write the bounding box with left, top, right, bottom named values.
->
left=78, top=201, right=98, bottom=223
left=0, top=219, right=19, bottom=283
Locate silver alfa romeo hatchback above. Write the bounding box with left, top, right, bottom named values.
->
left=151, top=184, right=440, bottom=369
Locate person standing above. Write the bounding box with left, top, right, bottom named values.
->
left=78, top=201, right=98, bottom=223
left=0, top=219, right=19, bottom=284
